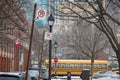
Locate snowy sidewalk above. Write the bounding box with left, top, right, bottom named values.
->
left=50, top=76, right=120, bottom=80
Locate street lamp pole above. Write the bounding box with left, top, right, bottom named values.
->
left=54, top=41, right=58, bottom=58
left=48, top=14, right=55, bottom=80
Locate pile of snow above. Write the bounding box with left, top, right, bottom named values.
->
left=93, top=70, right=120, bottom=80
left=93, top=70, right=119, bottom=78
left=93, top=77, right=119, bottom=80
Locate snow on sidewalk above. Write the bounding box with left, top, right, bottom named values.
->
left=93, top=77, right=119, bottom=80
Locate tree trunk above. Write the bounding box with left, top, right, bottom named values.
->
left=118, top=59, right=120, bottom=75
left=91, top=52, right=95, bottom=80
left=91, top=60, right=94, bottom=80
left=116, top=49, right=120, bottom=75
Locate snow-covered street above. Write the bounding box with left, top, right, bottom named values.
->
left=50, top=76, right=120, bottom=80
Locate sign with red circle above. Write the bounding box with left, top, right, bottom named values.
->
left=37, top=9, right=46, bottom=19
left=16, top=33, right=21, bottom=47
left=54, top=57, right=58, bottom=63
left=45, top=32, right=52, bottom=40
left=16, top=39, right=21, bottom=47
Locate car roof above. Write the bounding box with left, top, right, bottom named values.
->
left=0, top=72, right=25, bottom=77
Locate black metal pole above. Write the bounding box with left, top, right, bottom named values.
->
left=55, top=47, right=57, bottom=57
left=55, top=46, right=57, bottom=78
left=49, top=26, right=52, bottom=80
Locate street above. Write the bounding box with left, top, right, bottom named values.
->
left=43, top=76, right=120, bottom=80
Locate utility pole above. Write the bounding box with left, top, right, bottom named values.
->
left=25, top=3, right=37, bottom=80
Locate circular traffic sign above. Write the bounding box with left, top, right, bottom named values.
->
left=54, top=57, right=58, bottom=63
left=38, top=10, right=45, bottom=18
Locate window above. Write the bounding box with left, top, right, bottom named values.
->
left=74, top=64, right=79, bottom=68
left=102, top=64, right=106, bottom=68
left=85, top=64, right=90, bottom=68
left=56, top=63, right=60, bottom=68
left=93, top=64, right=97, bottom=68
left=70, top=64, right=74, bottom=68
left=79, top=64, right=83, bottom=68
left=83, top=64, right=88, bottom=68
left=61, top=64, right=66, bottom=68
left=66, top=64, right=70, bottom=68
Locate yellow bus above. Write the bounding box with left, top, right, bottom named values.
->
left=45, top=59, right=108, bottom=76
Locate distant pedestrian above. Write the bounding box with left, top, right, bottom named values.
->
left=67, top=71, right=71, bottom=80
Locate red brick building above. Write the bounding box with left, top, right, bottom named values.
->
left=0, top=44, right=29, bottom=72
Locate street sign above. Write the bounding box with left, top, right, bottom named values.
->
left=16, top=33, right=21, bottom=47
left=37, top=9, right=46, bottom=19
left=54, top=57, right=58, bottom=63
left=45, top=32, right=52, bottom=40
left=16, top=39, right=20, bottom=47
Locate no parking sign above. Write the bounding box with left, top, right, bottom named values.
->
left=37, top=9, right=46, bottom=19
left=44, top=32, right=52, bottom=40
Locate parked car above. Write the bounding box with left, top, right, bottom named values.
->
left=28, top=66, right=48, bottom=80
left=40, top=68, right=48, bottom=80
left=0, top=72, right=31, bottom=80
left=28, top=66, right=39, bottom=80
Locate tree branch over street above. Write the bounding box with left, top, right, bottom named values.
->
left=56, top=0, right=120, bottom=73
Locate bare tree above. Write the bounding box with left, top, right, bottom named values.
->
left=54, top=0, right=120, bottom=73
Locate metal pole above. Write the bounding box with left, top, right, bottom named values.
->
left=49, top=26, right=52, bottom=80
left=25, top=3, right=37, bottom=80
left=55, top=47, right=57, bottom=78
left=55, top=47, right=57, bottom=57
left=38, top=30, right=45, bottom=80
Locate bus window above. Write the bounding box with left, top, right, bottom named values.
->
left=70, top=64, right=74, bottom=68
left=102, top=64, right=106, bottom=68
left=61, top=64, right=66, bottom=68
left=56, top=63, right=60, bottom=68
left=97, top=64, right=101, bottom=68
left=66, top=64, right=70, bottom=68
left=96, top=64, right=100, bottom=68
left=79, top=64, right=83, bottom=68
left=93, top=64, right=97, bottom=68
left=99, top=64, right=102, bottom=68
left=85, top=64, right=90, bottom=68
left=83, top=64, right=89, bottom=68
left=75, top=64, right=79, bottom=68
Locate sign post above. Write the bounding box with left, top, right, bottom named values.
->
left=54, top=57, right=58, bottom=78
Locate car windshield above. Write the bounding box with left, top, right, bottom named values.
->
left=0, top=76, right=19, bottom=80
left=29, top=67, right=39, bottom=70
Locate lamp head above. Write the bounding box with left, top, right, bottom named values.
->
left=47, top=14, right=55, bottom=26
left=54, top=41, right=58, bottom=48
